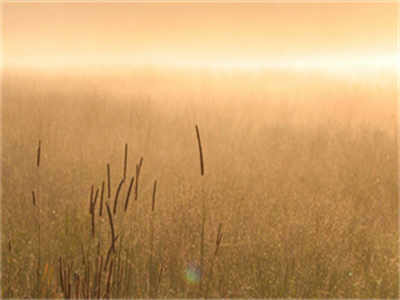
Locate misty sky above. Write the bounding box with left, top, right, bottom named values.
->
left=3, top=2, right=398, bottom=69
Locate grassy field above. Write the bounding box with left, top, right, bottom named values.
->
left=2, top=66, right=398, bottom=298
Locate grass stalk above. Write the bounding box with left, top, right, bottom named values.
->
left=100, top=181, right=105, bottom=217
left=89, top=185, right=94, bottom=214
left=105, top=259, right=114, bottom=298
left=135, top=157, right=143, bottom=201
left=152, top=180, right=157, bottom=212
left=205, top=223, right=223, bottom=298
left=90, top=187, right=99, bottom=238
left=34, top=140, right=42, bottom=297
left=195, top=125, right=205, bottom=176
left=149, top=179, right=158, bottom=297
left=106, top=202, right=116, bottom=252
left=113, top=178, right=125, bottom=215
left=124, top=176, right=135, bottom=212
left=36, top=140, right=41, bottom=168
left=107, top=163, right=111, bottom=199
left=32, top=190, right=36, bottom=206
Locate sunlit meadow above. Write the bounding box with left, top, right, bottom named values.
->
left=2, top=63, right=398, bottom=298
left=2, top=2, right=399, bottom=298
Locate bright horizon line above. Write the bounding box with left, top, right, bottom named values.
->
left=3, top=53, right=399, bottom=72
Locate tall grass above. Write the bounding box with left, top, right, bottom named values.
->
left=1, top=67, right=398, bottom=298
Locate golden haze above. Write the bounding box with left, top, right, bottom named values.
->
left=3, top=2, right=398, bottom=71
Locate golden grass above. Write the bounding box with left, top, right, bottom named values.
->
left=1, top=67, right=398, bottom=298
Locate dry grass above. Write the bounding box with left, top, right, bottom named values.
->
left=1, top=66, right=398, bottom=298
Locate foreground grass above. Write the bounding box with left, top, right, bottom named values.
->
left=2, top=68, right=398, bottom=298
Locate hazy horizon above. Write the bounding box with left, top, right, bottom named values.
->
left=3, top=2, right=398, bottom=71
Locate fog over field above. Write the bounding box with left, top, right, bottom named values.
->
left=2, top=2, right=399, bottom=298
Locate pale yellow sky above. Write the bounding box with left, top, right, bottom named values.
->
left=2, top=2, right=398, bottom=69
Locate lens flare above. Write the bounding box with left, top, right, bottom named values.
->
left=184, top=263, right=201, bottom=285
